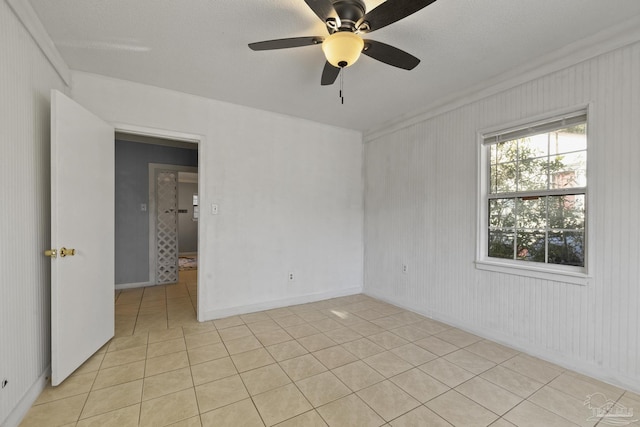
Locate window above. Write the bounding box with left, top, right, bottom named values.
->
left=479, top=110, right=588, bottom=277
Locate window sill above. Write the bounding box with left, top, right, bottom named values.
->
left=475, top=259, right=590, bottom=286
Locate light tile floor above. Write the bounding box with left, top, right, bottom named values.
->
left=20, top=270, right=640, bottom=426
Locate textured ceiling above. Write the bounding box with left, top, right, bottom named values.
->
left=28, top=0, right=640, bottom=131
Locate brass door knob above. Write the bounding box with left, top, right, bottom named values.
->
left=44, top=249, right=57, bottom=258
left=60, top=247, right=76, bottom=257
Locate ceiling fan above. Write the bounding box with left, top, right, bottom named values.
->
left=248, top=0, right=437, bottom=85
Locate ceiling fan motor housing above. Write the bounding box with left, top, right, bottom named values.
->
left=331, top=0, right=366, bottom=32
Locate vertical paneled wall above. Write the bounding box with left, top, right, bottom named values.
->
left=364, top=41, right=640, bottom=390
left=0, top=2, right=68, bottom=424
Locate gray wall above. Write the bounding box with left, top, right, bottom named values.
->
left=115, top=139, right=197, bottom=285
left=178, top=181, right=198, bottom=253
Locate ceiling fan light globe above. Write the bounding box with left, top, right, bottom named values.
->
left=322, top=31, right=364, bottom=68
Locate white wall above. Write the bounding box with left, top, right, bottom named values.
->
left=363, top=39, right=640, bottom=392
left=71, top=72, right=364, bottom=321
left=0, top=1, right=69, bottom=425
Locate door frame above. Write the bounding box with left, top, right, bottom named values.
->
left=114, top=123, right=204, bottom=319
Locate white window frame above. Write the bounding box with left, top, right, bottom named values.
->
left=475, top=106, right=592, bottom=285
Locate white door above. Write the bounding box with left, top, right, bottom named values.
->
left=49, top=90, right=114, bottom=386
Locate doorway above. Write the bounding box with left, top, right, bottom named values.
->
left=48, top=91, right=205, bottom=385
left=177, top=171, right=199, bottom=270
left=114, top=131, right=200, bottom=303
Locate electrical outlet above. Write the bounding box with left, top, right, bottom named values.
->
left=402, top=264, right=408, bottom=274
left=288, top=272, right=295, bottom=281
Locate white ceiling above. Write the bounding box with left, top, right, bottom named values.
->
left=28, top=0, right=640, bottom=132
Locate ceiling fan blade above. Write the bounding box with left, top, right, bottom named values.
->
left=248, top=37, right=323, bottom=51
left=321, top=61, right=340, bottom=85
left=304, top=0, right=338, bottom=23
left=359, top=0, right=437, bottom=33
left=362, top=39, right=420, bottom=70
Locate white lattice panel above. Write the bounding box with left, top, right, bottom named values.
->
left=156, top=170, right=178, bottom=284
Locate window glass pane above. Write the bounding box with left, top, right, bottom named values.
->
left=518, top=135, right=548, bottom=159
left=548, top=231, right=584, bottom=266
left=490, top=164, right=497, bottom=194
left=494, top=140, right=517, bottom=164
left=518, top=158, right=548, bottom=192
left=489, top=198, right=515, bottom=228
left=492, top=162, right=517, bottom=193
left=516, top=197, right=547, bottom=229
left=550, top=152, right=586, bottom=189
left=548, top=194, right=585, bottom=229
left=516, top=230, right=546, bottom=262
left=488, top=230, right=514, bottom=259
left=549, top=124, right=587, bottom=155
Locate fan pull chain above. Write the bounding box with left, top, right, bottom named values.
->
left=339, top=67, right=344, bottom=105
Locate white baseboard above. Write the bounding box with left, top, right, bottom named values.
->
left=115, top=281, right=153, bottom=290
left=2, top=366, right=50, bottom=427
left=199, top=286, right=363, bottom=322
left=364, top=291, right=640, bottom=395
